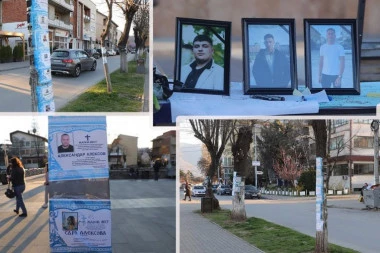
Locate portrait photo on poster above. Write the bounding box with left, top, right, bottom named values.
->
left=304, top=19, right=360, bottom=95
left=57, top=133, right=74, bottom=153
left=174, top=17, right=231, bottom=95
left=242, top=18, right=297, bottom=95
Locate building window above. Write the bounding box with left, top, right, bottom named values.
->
left=332, top=120, right=349, bottom=128
left=354, top=136, right=374, bottom=148
left=354, top=164, right=374, bottom=175
left=353, top=119, right=372, bottom=124
left=330, top=135, right=344, bottom=150
left=332, top=164, right=348, bottom=176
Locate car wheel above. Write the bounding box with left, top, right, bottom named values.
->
left=72, top=65, right=81, bottom=77
left=91, top=61, right=97, bottom=71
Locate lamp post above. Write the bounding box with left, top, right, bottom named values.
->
left=371, top=120, right=379, bottom=185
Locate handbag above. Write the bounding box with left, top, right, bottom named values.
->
left=5, top=183, right=15, bottom=199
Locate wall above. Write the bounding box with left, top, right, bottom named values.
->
left=153, top=0, right=380, bottom=41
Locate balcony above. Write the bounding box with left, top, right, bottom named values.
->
left=84, top=15, right=91, bottom=23
left=48, top=19, right=73, bottom=31
left=49, top=0, right=74, bottom=12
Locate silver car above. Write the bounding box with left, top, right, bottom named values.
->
left=51, top=49, right=97, bottom=77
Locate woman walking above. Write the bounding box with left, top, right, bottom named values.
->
left=10, top=157, right=27, bottom=217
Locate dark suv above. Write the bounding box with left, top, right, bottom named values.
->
left=51, top=49, right=97, bottom=77
left=85, top=48, right=100, bottom=59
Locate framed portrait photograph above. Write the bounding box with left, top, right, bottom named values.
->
left=304, top=19, right=360, bottom=95
left=174, top=17, right=231, bottom=95
left=242, top=18, right=297, bottom=95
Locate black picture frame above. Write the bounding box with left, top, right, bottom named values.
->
left=174, top=17, right=231, bottom=96
left=304, top=19, right=360, bottom=95
left=242, top=18, right=297, bottom=95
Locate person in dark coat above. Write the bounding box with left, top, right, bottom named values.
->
left=183, top=180, right=191, bottom=201
left=252, top=33, right=290, bottom=88
left=153, top=159, right=161, bottom=181
left=10, top=157, right=27, bottom=217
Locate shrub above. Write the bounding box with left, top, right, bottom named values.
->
left=298, top=169, right=316, bottom=192
left=0, top=45, right=13, bottom=62
left=13, top=44, right=24, bottom=61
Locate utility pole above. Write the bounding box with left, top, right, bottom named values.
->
left=371, top=120, right=379, bottom=184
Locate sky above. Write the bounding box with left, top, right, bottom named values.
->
left=94, top=0, right=151, bottom=34
left=0, top=115, right=172, bottom=148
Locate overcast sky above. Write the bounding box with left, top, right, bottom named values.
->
left=0, top=115, right=173, bottom=148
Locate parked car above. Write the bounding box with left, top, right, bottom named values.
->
left=85, top=48, right=100, bottom=59
left=51, top=49, right=97, bottom=77
left=244, top=185, right=261, bottom=199
left=216, top=185, right=232, bottom=195
left=106, top=49, right=117, bottom=56
left=212, top=184, right=218, bottom=193
left=0, top=168, right=8, bottom=185
left=191, top=185, right=206, bottom=197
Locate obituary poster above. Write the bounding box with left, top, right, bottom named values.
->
left=49, top=199, right=112, bottom=253
left=48, top=116, right=109, bottom=181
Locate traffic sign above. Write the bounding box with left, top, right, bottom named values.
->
left=252, top=161, right=260, bottom=166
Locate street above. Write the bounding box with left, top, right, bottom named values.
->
left=0, top=175, right=176, bottom=253
left=181, top=193, right=378, bottom=253
left=0, top=54, right=135, bottom=111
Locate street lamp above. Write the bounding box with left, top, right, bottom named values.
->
left=371, top=120, right=379, bottom=185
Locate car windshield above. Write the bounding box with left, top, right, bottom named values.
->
left=221, top=185, right=229, bottom=189
left=51, top=51, right=70, bottom=57
left=245, top=186, right=257, bottom=191
left=194, top=186, right=204, bottom=189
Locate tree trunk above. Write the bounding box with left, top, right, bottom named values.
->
left=230, top=126, right=252, bottom=221
left=207, top=156, right=220, bottom=210
left=312, top=120, right=328, bottom=253
left=120, top=50, right=128, bottom=73
left=231, top=177, right=246, bottom=221
left=101, top=45, right=112, bottom=93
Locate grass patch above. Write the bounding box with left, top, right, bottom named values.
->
left=58, top=61, right=144, bottom=112
left=199, top=209, right=359, bottom=253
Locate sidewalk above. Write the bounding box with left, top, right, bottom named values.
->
left=0, top=61, right=29, bottom=72
left=180, top=201, right=264, bottom=253
left=0, top=175, right=175, bottom=253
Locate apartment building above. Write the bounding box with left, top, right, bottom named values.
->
left=1, top=0, right=100, bottom=52
left=108, top=134, right=138, bottom=169
left=9, top=130, right=47, bottom=169
left=95, top=10, right=118, bottom=50
left=152, top=130, right=176, bottom=177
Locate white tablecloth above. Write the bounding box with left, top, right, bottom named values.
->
left=169, top=82, right=319, bottom=122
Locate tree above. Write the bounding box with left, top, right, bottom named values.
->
left=116, top=0, right=144, bottom=73
left=133, top=1, right=149, bottom=54
left=189, top=119, right=235, bottom=210
left=100, top=0, right=114, bottom=93
left=273, top=148, right=303, bottom=187
left=229, top=123, right=254, bottom=221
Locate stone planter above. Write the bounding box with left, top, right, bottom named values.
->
left=344, top=189, right=349, bottom=194
left=337, top=190, right=343, bottom=195
left=300, top=191, right=306, bottom=196
left=328, top=189, right=334, bottom=195
left=309, top=191, right=316, bottom=196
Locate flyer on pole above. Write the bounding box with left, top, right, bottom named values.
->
left=48, top=116, right=109, bottom=181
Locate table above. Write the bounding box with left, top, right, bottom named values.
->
left=153, top=82, right=380, bottom=125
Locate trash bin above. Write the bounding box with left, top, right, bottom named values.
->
left=201, top=197, right=213, bottom=213
left=363, top=189, right=380, bottom=208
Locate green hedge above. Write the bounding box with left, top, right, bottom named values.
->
left=12, top=44, right=24, bottom=61
left=0, top=45, right=13, bottom=63
left=298, top=170, right=316, bottom=192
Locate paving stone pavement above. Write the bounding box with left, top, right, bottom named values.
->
left=180, top=200, right=265, bottom=253
left=0, top=175, right=175, bottom=253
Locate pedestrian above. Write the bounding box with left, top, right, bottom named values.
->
left=42, top=163, right=49, bottom=208
left=183, top=180, right=191, bottom=201
left=361, top=182, right=368, bottom=197
left=6, top=164, right=12, bottom=184
left=10, top=157, right=27, bottom=217
left=153, top=159, right=161, bottom=181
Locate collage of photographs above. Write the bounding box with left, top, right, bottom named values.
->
left=1, top=0, right=380, bottom=252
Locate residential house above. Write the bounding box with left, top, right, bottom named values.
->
left=95, top=10, right=118, bottom=50
left=152, top=130, right=176, bottom=177
left=9, top=130, right=47, bottom=168
left=108, top=134, right=138, bottom=169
